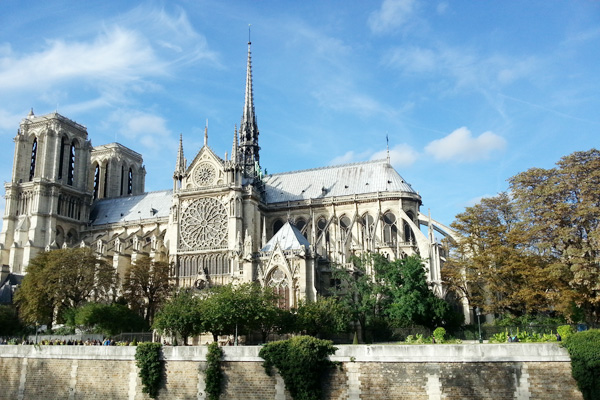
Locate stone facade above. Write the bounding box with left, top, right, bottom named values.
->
left=0, top=344, right=583, bottom=400
left=0, top=41, right=458, bottom=310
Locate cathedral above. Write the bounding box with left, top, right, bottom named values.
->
left=0, top=40, right=455, bottom=309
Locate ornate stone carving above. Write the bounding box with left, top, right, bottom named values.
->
left=193, top=162, right=216, bottom=187
left=180, top=197, right=228, bottom=250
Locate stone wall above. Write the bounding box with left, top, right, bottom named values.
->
left=0, top=344, right=583, bottom=400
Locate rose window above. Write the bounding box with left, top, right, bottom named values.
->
left=180, top=198, right=228, bottom=250
left=193, top=162, right=216, bottom=186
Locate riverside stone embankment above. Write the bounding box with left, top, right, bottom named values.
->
left=0, top=343, right=582, bottom=399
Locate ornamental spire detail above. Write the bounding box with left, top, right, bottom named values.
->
left=174, top=134, right=186, bottom=179
left=238, top=30, right=260, bottom=179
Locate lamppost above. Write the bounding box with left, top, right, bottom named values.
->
left=475, top=307, right=482, bottom=343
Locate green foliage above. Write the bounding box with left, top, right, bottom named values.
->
left=153, top=289, right=203, bottom=345
left=259, top=336, right=337, bottom=400
left=15, top=248, right=116, bottom=326
left=558, top=325, right=575, bottom=340
left=0, top=305, right=23, bottom=336
left=433, top=327, right=446, bottom=343
left=295, top=296, right=351, bottom=338
left=205, top=342, right=223, bottom=400
left=135, top=342, right=163, bottom=399
left=67, top=303, right=148, bottom=336
left=122, top=256, right=172, bottom=326
left=489, top=331, right=508, bottom=343
left=562, top=330, right=600, bottom=400
left=330, top=254, right=462, bottom=342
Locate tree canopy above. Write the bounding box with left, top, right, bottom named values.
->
left=122, top=256, right=172, bottom=325
left=445, top=149, right=600, bottom=324
left=152, top=289, right=203, bottom=345
left=15, top=248, right=116, bottom=326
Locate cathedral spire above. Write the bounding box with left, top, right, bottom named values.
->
left=204, top=121, right=208, bottom=147
left=174, top=134, right=186, bottom=179
left=238, top=29, right=260, bottom=178
left=232, top=124, right=239, bottom=164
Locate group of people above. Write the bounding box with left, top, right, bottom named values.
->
left=0, top=337, right=134, bottom=346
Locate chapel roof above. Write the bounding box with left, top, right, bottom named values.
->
left=261, top=159, right=417, bottom=204
left=89, top=190, right=172, bottom=226
left=261, top=222, right=310, bottom=252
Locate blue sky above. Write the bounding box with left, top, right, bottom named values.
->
left=1, top=0, right=599, bottom=229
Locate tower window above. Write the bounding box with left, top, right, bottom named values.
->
left=103, top=162, right=109, bottom=198
left=67, top=142, right=75, bottom=185
left=29, top=138, right=37, bottom=181
left=128, top=167, right=133, bottom=194
left=120, top=165, right=125, bottom=196
left=58, top=136, right=65, bottom=180
left=93, top=164, right=100, bottom=200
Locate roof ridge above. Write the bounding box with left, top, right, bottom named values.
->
left=265, top=158, right=388, bottom=177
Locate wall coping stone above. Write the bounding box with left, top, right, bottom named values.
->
left=0, top=343, right=571, bottom=363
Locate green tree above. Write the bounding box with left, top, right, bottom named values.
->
left=153, top=289, right=203, bottom=345
left=122, top=256, right=172, bottom=325
left=295, top=296, right=351, bottom=337
left=0, top=305, right=23, bottom=336
left=68, top=303, right=148, bottom=336
left=15, top=248, right=117, bottom=326
left=443, top=193, right=553, bottom=317
left=510, top=149, right=600, bottom=323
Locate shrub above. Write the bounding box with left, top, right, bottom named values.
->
left=558, top=325, right=575, bottom=340
left=433, top=327, right=446, bottom=343
left=135, top=342, right=163, bottom=399
left=205, top=342, right=223, bottom=400
left=562, top=330, right=600, bottom=400
left=259, top=336, right=337, bottom=400
left=489, top=331, right=508, bottom=343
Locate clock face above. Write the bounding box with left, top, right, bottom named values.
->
left=193, top=163, right=216, bottom=186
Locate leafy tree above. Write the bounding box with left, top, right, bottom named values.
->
left=0, top=305, right=23, bottom=336
left=509, top=149, right=600, bottom=323
left=67, top=302, right=148, bottom=336
left=331, top=254, right=459, bottom=342
left=295, top=296, right=351, bottom=337
left=122, top=256, right=172, bottom=325
left=153, top=289, right=203, bottom=345
left=443, top=193, right=553, bottom=317
left=15, top=248, right=116, bottom=326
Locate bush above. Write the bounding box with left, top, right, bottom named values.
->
left=135, top=342, right=163, bottom=398
left=205, top=342, right=223, bottom=400
left=259, top=336, right=337, bottom=400
left=562, top=330, right=600, bottom=400
left=433, top=327, right=446, bottom=343
left=558, top=325, right=575, bottom=340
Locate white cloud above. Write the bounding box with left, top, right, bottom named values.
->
left=368, top=0, right=417, bottom=34
left=106, top=109, right=172, bottom=151
left=329, top=150, right=372, bottom=166
left=371, top=144, right=419, bottom=167
left=436, top=2, right=449, bottom=15
left=0, top=108, right=26, bottom=131
left=425, top=127, right=506, bottom=162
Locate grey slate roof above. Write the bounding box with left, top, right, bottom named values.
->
left=262, top=159, right=416, bottom=204
left=261, top=222, right=311, bottom=252
left=89, top=190, right=172, bottom=226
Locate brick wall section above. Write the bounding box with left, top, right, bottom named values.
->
left=0, top=344, right=584, bottom=400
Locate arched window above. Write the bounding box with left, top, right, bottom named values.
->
left=317, top=217, right=329, bottom=243
left=404, top=211, right=415, bottom=243
left=93, top=164, right=100, bottom=200
left=273, top=219, right=284, bottom=235
left=120, top=165, right=125, bottom=196
left=361, top=213, right=375, bottom=247
left=128, top=168, right=133, bottom=194
left=340, top=215, right=352, bottom=242
left=29, top=138, right=37, bottom=181
left=268, top=267, right=290, bottom=309
left=67, top=141, right=76, bottom=185
left=295, top=218, right=307, bottom=238
left=57, top=136, right=66, bottom=180
left=383, top=212, right=398, bottom=245
left=103, top=161, right=109, bottom=198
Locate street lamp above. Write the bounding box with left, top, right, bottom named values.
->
left=475, top=307, right=482, bottom=343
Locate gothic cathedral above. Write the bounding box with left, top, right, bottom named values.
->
left=0, top=40, right=455, bottom=309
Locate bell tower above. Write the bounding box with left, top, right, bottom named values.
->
left=0, top=111, right=92, bottom=273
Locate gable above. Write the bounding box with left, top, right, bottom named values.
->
left=183, top=146, right=226, bottom=189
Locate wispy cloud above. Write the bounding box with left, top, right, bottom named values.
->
left=368, top=0, right=417, bottom=34
left=107, top=109, right=173, bottom=151
left=425, top=127, right=506, bottom=162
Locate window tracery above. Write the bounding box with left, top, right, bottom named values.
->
left=180, top=198, right=228, bottom=250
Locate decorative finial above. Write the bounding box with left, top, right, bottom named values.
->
left=204, top=120, right=208, bottom=147
left=386, top=133, right=390, bottom=164
left=248, top=24, right=251, bottom=44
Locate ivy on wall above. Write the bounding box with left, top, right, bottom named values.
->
left=205, top=342, right=224, bottom=400
left=259, top=336, right=337, bottom=400
left=135, top=342, right=163, bottom=399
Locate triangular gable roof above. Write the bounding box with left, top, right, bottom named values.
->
left=262, top=222, right=310, bottom=252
